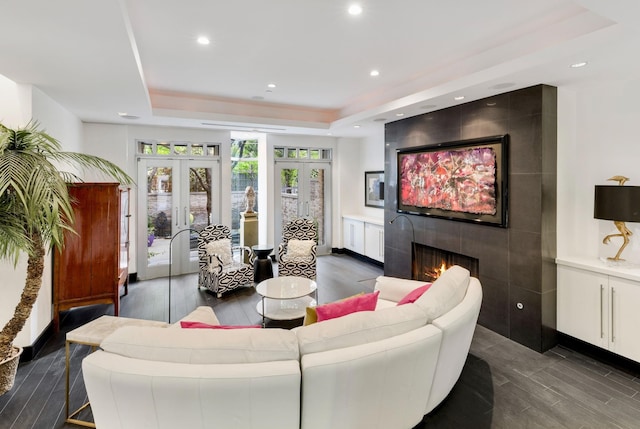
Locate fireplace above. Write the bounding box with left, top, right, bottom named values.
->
left=413, top=244, right=479, bottom=282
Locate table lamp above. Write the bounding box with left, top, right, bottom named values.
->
left=594, top=177, right=640, bottom=261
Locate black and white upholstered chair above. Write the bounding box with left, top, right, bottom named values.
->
left=198, top=224, right=255, bottom=298
left=277, top=218, right=317, bottom=280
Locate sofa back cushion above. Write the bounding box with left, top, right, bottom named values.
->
left=101, top=326, right=299, bottom=364
left=414, top=265, right=470, bottom=322
left=296, top=303, right=428, bottom=355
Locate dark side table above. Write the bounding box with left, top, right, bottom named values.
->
left=252, top=245, right=274, bottom=283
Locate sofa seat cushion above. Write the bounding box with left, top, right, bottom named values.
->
left=101, top=326, right=299, bottom=364
left=414, top=265, right=470, bottom=322
left=296, top=304, right=428, bottom=355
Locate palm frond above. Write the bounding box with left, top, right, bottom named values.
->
left=0, top=121, right=134, bottom=259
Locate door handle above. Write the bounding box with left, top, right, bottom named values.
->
left=175, top=207, right=179, bottom=226
left=611, top=287, right=615, bottom=343
left=184, top=207, right=187, bottom=226
left=600, top=285, right=604, bottom=339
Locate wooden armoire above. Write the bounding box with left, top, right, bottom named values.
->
left=53, top=183, right=129, bottom=330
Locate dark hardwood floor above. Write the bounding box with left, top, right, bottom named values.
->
left=1, top=254, right=640, bottom=428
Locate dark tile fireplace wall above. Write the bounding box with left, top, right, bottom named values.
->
left=384, top=84, right=557, bottom=353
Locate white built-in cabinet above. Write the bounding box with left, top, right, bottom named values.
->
left=365, top=223, right=385, bottom=262
left=557, top=258, right=640, bottom=363
left=342, top=215, right=384, bottom=263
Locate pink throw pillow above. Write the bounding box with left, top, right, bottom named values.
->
left=180, top=321, right=261, bottom=329
left=315, top=291, right=380, bottom=322
left=397, top=283, right=432, bottom=306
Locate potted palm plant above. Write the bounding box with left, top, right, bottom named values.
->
left=0, top=122, right=133, bottom=395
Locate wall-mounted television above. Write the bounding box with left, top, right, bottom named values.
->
left=397, top=135, right=508, bottom=227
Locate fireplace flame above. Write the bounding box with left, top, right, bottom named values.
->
left=426, top=261, right=448, bottom=280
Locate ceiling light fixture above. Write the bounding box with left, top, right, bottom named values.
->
left=570, top=61, right=588, bottom=68
left=396, top=113, right=404, bottom=117
left=370, top=70, right=379, bottom=77
left=197, top=36, right=210, bottom=45
left=354, top=125, right=361, bottom=128
left=348, top=4, right=362, bottom=15
left=267, top=83, right=276, bottom=88
left=118, top=112, right=139, bottom=120
left=454, top=96, right=465, bottom=101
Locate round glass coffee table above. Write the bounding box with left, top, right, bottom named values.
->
left=256, top=276, right=317, bottom=327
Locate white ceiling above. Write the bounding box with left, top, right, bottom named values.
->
left=1, top=0, right=639, bottom=138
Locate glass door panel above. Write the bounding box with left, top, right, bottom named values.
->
left=274, top=162, right=331, bottom=255
left=138, top=158, right=219, bottom=279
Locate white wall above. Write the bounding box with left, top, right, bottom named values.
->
left=0, top=83, right=83, bottom=348
left=557, top=78, right=640, bottom=264
left=0, top=75, right=30, bottom=127
left=358, top=129, right=386, bottom=220
left=334, top=131, right=386, bottom=244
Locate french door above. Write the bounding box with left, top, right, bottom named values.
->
left=137, top=157, right=220, bottom=279
left=274, top=161, right=331, bottom=255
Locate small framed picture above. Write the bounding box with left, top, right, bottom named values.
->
left=365, top=171, right=385, bottom=208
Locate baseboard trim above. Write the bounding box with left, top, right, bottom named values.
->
left=333, top=248, right=383, bottom=268
left=19, top=321, right=54, bottom=362
left=557, top=332, right=640, bottom=374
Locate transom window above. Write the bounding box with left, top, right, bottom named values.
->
left=274, top=147, right=332, bottom=160
left=138, top=140, right=220, bottom=157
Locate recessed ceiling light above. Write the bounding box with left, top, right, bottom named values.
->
left=348, top=4, right=362, bottom=15
left=454, top=96, right=465, bottom=101
left=267, top=83, right=276, bottom=88
left=354, top=125, right=361, bottom=128
left=197, top=36, right=210, bottom=45
left=118, top=112, right=139, bottom=120
left=370, top=70, right=379, bottom=77
left=396, top=113, right=404, bottom=117
left=570, top=61, right=588, bottom=68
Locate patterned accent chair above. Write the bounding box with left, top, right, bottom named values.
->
left=277, top=218, right=317, bottom=280
left=198, top=225, right=256, bottom=298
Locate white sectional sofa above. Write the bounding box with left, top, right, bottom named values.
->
left=82, top=266, right=482, bottom=429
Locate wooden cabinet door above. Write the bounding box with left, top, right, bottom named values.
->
left=53, top=183, right=120, bottom=329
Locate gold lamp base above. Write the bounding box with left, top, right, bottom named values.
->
left=603, top=220, right=632, bottom=261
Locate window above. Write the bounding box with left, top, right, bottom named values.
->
left=231, top=138, right=259, bottom=243
left=274, top=147, right=332, bottom=160
left=137, top=140, right=220, bottom=157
